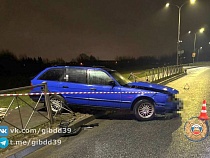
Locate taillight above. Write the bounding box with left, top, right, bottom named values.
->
left=30, top=82, right=34, bottom=91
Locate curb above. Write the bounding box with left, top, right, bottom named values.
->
left=5, top=111, right=109, bottom=158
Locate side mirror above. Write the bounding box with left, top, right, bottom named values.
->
left=108, top=81, right=115, bottom=87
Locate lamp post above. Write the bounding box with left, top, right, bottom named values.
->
left=189, top=28, right=205, bottom=63
left=165, top=0, right=196, bottom=65
left=197, top=46, right=202, bottom=62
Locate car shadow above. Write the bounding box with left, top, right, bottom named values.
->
left=97, top=110, right=181, bottom=121
left=37, top=107, right=181, bottom=123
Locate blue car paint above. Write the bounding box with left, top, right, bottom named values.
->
left=30, top=66, right=181, bottom=114
left=128, top=82, right=178, bottom=94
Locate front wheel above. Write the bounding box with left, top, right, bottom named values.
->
left=133, top=99, right=155, bottom=121
left=49, top=95, right=65, bottom=113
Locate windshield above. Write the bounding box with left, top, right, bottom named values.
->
left=109, top=71, right=131, bottom=86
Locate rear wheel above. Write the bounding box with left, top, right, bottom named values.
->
left=133, top=99, right=155, bottom=121
left=49, top=95, right=65, bottom=113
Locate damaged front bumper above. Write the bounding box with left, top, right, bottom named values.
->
left=175, top=99, right=183, bottom=110
left=155, top=99, right=183, bottom=114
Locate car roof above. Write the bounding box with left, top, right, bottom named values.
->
left=48, top=66, right=115, bottom=72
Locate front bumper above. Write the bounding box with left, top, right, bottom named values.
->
left=175, top=99, right=183, bottom=110
left=155, top=99, right=183, bottom=114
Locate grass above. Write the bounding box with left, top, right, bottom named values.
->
left=0, top=89, right=36, bottom=110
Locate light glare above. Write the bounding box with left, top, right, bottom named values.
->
left=199, top=28, right=205, bottom=33
left=190, top=0, right=196, bottom=4
left=165, top=3, right=170, bottom=7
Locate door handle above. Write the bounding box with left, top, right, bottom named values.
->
left=90, top=88, right=96, bottom=90
left=62, top=86, right=69, bottom=88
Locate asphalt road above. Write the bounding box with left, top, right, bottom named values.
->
left=26, top=66, right=210, bottom=158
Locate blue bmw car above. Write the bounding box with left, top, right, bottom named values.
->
left=30, top=66, right=182, bottom=121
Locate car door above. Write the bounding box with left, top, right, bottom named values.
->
left=33, top=68, right=64, bottom=92
left=87, top=69, right=121, bottom=108
left=31, top=68, right=64, bottom=102
left=57, top=68, right=89, bottom=105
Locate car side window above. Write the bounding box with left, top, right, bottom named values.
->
left=38, top=68, right=64, bottom=81
left=88, top=70, right=112, bottom=85
left=65, top=68, right=87, bottom=84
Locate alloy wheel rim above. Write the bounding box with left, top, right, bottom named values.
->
left=50, top=98, right=62, bottom=112
left=138, top=103, right=154, bottom=118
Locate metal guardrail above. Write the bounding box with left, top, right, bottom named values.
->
left=128, top=65, right=184, bottom=82
left=0, top=82, right=53, bottom=133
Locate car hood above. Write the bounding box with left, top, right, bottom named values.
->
left=128, top=82, right=178, bottom=94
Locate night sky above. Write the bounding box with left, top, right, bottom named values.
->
left=0, top=0, right=210, bottom=61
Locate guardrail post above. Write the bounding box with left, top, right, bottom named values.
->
left=162, top=67, right=164, bottom=78
left=171, top=66, right=173, bottom=75
left=148, top=70, right=150, bottom=82
left=43, top=82, right=54, bottom=124
left=173, top=66, right=175, bottom=74
left=169, top=66, right=171, bottom=75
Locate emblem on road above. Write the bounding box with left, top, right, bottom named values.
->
left=184, top=117, right=209, bottom=142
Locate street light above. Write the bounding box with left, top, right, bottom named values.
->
left=188, top=27, right=205, bottom=63
left=165, top=0, right=196, bottom=65
left=194, top=28, right=205, bottom=52
left=199, top=28, right=205, bottom=33
left=197, top=46, right=202, bottom=62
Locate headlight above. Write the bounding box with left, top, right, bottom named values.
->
left=167, top=94, right=175, bottom=102
left=167, top=96, right=172, bottom=102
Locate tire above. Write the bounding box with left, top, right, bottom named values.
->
left=133, top=99, right=155, bottom=121
left=49, top=95, right=65, bottom=113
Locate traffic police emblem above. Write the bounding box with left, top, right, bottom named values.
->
left=184, top=117, right=209, bottom=142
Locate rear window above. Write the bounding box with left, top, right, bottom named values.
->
left=38, top=68, right=64, bottom=81
left=65, top=68, right=87, bottom=84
